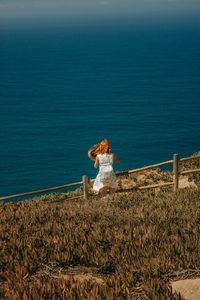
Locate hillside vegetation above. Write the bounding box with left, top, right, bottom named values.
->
left=0, top=153, right=199, bottom=299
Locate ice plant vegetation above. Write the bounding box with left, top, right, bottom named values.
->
left=0, top=154, right=199, bottom=299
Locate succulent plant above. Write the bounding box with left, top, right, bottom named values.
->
left=0, top=154, right=199, bottom=299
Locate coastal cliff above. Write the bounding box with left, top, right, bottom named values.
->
left=0, top=153, right=199, bottom=299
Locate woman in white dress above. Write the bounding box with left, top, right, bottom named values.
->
left=88, top=139, right=120, bottom=195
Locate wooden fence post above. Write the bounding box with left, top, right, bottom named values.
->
left=82, top=175, right=88, bottom=200
left=173, top=153, right=179, bottom=192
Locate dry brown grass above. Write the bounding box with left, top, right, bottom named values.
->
left=0, top=154, right=199, bottom=299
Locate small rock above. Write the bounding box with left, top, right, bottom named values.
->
left=171, top=278, right=200, bottom=300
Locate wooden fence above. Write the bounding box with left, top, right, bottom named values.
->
left=0, top=153, right=199, bottom=203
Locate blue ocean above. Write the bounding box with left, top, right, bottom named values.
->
left=0, top=19, right=200, bottom=198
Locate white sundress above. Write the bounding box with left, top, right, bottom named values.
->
left=93, top=153, right=118, bottom=192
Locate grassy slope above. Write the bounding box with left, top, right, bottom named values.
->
left=0, top=154, right=200, bottom=300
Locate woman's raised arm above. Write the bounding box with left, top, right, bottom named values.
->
left=113, top=155, right=120, bottom=164
left=94, top=156, right=99, bottom=168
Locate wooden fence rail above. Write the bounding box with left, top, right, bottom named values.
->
left=180, top=169, right=200, bottom=175
left=0, top=181, right=83, bottom=202
left=138, top=182, right=174, bottom=190
left=0, top=153, right=199, bottom=202
left=116, top=159, right=173, bottom=176
left=180, top=154, right=200, bottom=162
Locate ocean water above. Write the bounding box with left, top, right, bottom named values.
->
left=0, top=20, right=200, bottom=198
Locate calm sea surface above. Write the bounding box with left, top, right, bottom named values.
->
left=0, top=20, right=200, bottom=198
